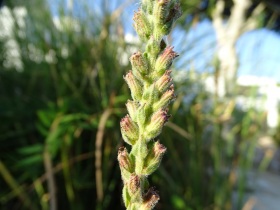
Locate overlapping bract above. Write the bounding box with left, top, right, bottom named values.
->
left=118, top=0, right=181, bottom=209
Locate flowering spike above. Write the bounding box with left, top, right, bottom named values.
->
left=119, top=0, right=181, bottom=208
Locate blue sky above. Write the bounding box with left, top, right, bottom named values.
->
left=47, top=0, right=280, bottom=82
left=172, top=19, right=280, bottom=81
left=237, top=29, right=280, bottom=79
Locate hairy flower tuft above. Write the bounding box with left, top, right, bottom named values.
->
left=143, top=141, right=166, bottom=175
left=142, top=188, right=160, bottom=210
left=155, top=46, right=179, bottom=75
left=155, top=70, right=173, bottom=92
left=166, top=2, right=182, bottom=23
left=118, top=147, right=133, bottom=182
left=128, top=173, right=141, bottom=194
left=118, top=147, right=132, bottom=172
left=146, top=109, right=170, bottom=140
left=154, top=86, right=176, bottom=110
left=130, top=52, right=149, bottom=75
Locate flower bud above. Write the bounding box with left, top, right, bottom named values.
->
left=153, top=141, right=167, bottom=158
left=155, top=70, right=173, bottom=93
left=151, top=109, right=170, bottom=127
left=130, top=52, right=149, bottom=74
left=160, top=2, right=182, bottom=35
left=153, top=0, right=182, bottom=36
left=118, top=147, right=133, bottom=172
left=133, top=9, right=152, bottom=41
left=142, top=188, right=160, bottom=210
left=120, top=115, right=139, bottom=145
left=142, top=0, right=153, bottom=14
left=153, top=0, right=173, bottom=39
left=126, top=100, right=139, bottom=122
left=153, top=86, right=176, bottom=110
left=129, top=174, right=140, bottom=194
left=155, top=46, right=178, bottom=76
left=124, top=71, right=143, bottom=101
left=145, top=109, right=170, bottom=140
left=143, top=141, right=166, bottom=175
left=153, top=0, right=170, bottom=25
left=118, top=147, right=133, bottom=182
left=128, top=173, right=142, bottom=202
left=165, top=2, right=182, bottom=23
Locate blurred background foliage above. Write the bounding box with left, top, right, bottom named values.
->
left=0, top=0, right=279, bottom=210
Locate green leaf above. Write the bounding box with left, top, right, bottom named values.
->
left=37, top=110, right=54, bottom=127
left=14, top=154, right=43, bottom=168
left=171, top=195, right=188, bottom=209
left=35, top=122, right=49, bottom=136
left=17, top=144, right=43, bottom=155
left=46, top=126, right=64, bottom=157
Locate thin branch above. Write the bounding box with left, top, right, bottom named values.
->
left=2, top=153, right=95, bottom=204
left=43, top=149, right=57, bottom=210
left=0, top=161, right=35, bottom=210
left=40, top=152, right=94, bottom=184
left=95, top=108, right=112, bottom=202
left=166, top=122, right=192, bottom=140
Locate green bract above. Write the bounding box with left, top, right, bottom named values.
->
left=119, top=0, right=181, bottom=209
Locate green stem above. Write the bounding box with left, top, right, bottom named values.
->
left=0, top=161, right=35, bottom=210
